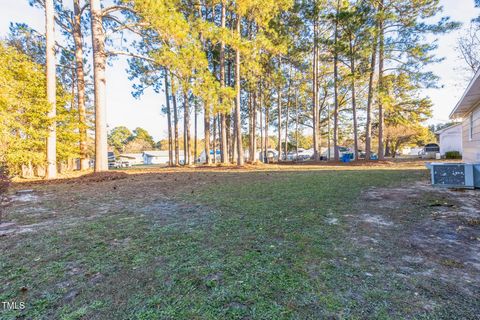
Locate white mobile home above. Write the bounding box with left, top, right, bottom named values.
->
left=142, top=150, right=185, bottom=165
left=450, top=69, right=480, bottom=163
left=118, top=153, right=144, bottom=166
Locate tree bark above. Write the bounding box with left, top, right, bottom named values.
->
left=219, top=0, right=228, bottom=164
left=277, top=87, right=282, bottom=161
left=265, top=104, right=269, bottom=163
left=285, top=68, right=292, bottom=160
left=213, top=113, right=217, bottom=163
left=350, top=41, right=359, bottom=161
left=73, top=0, right=88, bottom=170
left=171, top=81, right=180, bottom=166
left=312, top=19, right=320, bottom=161
left=184, top=92, right=192, bottom=165
left=365, top=13, right=379, bottom=161
left=204, top=102, right=211, bottom=164
left=227, top=60, right=234, bottom=163
left=45, top=0, right=57, bottom=178
left=235, top=14, right=244, bottom=165
left=259, top=86, right=264, bottom=162
left=252, top=91, right=257, bottom=162
left=183, top=104, right=187, bottom=165
left=194, top=99, right=198, bottom=164
left=248, top=92, right=253, bottom=162
left=377, top=0, right=385, bottom=160
left=333, top=0, right=340, bottom=162
left=164, top=69, right=173, bottom=166
left=295, top=91, right=299, bottom=159
left=90, top=0, right=108, bottom=172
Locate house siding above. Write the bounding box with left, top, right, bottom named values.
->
left=462, top=106, right=480, bottom=163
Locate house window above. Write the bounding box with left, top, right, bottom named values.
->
left=470, top=113, right=474, bottom=141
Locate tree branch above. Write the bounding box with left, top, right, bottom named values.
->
left=101, top=5, right=136, bottom=17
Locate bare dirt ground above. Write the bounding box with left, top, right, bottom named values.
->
left=351, top=181, right=480, bottom=315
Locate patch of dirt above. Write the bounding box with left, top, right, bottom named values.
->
left=326, top=217, right=338, bottom=225
left=14, top=172, right=129, bottom=187
left=0, top=222, right=36, bottom=236
left=10, top=190, right=38, bottom=202
left=1, top=170, right=228, bottom=240
left=351, top=181, right=480, bottom=307
left=361, top=214, right=394, bottom=226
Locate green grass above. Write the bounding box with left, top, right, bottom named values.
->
left=1, top=169, right=476, bottom=319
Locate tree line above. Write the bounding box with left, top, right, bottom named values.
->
left=0, top=0, right=459, bottom=177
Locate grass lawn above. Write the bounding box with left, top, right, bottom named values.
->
left=0, top=165, right=479, bottom=319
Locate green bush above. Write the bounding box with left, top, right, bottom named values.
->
left=445, top=151, right=462, bottom=159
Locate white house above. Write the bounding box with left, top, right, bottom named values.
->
left=399, top=146, right=423, bottom=156
left=142, top=150, right=185, bottom=165
left=197, top=149, right=221, bottom=163
left=450, top=68, right=480, bottom=163
left=435, top=123, right=462, bottom=156
left=118, top=153, right=143, bottom=166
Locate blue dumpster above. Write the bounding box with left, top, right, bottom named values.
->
left=341, top=153, right=351, bottom=163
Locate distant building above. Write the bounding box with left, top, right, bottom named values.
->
left=197, top=149, right=221, bottom=163
left=435, top=123, right=462, bottom=156
left=399, top=146, right=423, bottom=156
left=118, top=153, right=144, bottom=166
left=142, top=150, right=184, bottom=165
left=450, top=69, right=480, bottom=163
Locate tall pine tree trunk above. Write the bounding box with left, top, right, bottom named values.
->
left=184, top=92, right=192, bottom=165
left=220, top=0, right=228, bottom=164
left=90, top=0, right=108, bottom=172
left=259, top=86, right=263, bottom=162
left=252, top=91, right=257, bottom=162
left=265, top=105, right=269, bottom=163
left=295, top=92, right=299, bottom=159
left=365, top=17, right=378, bottom=161
left=277, top=88, right=282, bottom=161
left=377, top=0, right=385, bottom=160
left=172, top=82, right=180, bottom=166
left=285, top=69, right=292, bottom=160
left=164, top=70, right=173, bottom=166
left=213, top=114, right=217, bottom=163
left=333, top=3, right=340, bottom=162
left=248, top=92, right=253, bottom=162
left=73, top=0, right=88, bottom=170
left=204, top=103, right=211, bottom=164
left=235, top=14, right=244, bottom=165
left=45, top=0, right=57, bottom=178
left=183, top=106, right=187, bottom=165
left=350, top=41, right=359, bottom=161
left=227, top=60, right=234, bottom=163
left=194, top=100, right=198, bottom=164
left=312, top=20, right=320, bottom=161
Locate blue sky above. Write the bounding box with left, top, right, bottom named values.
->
left=0, top=0, right=478, bottom=141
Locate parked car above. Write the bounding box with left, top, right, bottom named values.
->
left=358, top=150, right=378, bottom=160
left=418, top=143, right=440, bottom=159
left=287, top=148, right=314, bottom=161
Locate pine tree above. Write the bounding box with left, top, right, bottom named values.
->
left=45, top=0, right=57, bottom=178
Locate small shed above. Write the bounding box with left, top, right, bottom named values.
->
left=435, top=123, right=462, bottom=156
